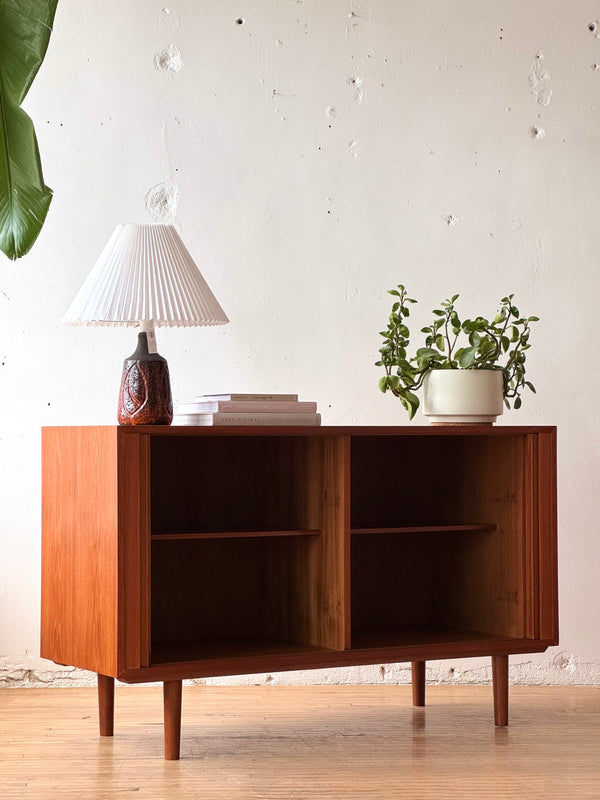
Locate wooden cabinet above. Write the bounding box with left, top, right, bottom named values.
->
left=41, top=425, right=557, bottom=759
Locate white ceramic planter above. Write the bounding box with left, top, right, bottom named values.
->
left=422, top=369, right=504, bottom=424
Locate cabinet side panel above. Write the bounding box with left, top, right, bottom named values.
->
left=41, top=427, right=119, bottom=676
left=538, top=430, right=558, bottom=642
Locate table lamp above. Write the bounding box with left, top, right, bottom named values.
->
left=63, top=223, right=229, bottom=425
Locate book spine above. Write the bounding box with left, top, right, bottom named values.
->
left=212, top=413, right=320, bottom=426
left=177, top=401, right=317, bottom=414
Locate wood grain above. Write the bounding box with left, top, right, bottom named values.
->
left=352, top=523, right=496, bottom=534
left=150, top=537, right=265, bottom=646
left=97, top=674, right=114, bottom=736
left=438, top=434, right=527, bottom=639
left=492, top=654, right=509, bottom=726
left=118, top=423, right=557, bottom=437
left=118, top=430, right=151, bottom=671
left=349, top=433, right=531, bottom=645
left=150, top=435, right=277, bottom=533
left=262, top=435, right=349, bottom=651
left=411, top=660, right=426, bottom=706
left=118, top=636, right=557, bottom=684
left=525, top=433, right=541, bottom=639
left=163, top=680, right=182, bottom=760
left=41, top=427, right=120, bottom=676
left=537, top=430, right=559, bottom=642
left=151, top=529, right=320, bottom=540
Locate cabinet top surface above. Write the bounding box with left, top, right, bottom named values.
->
left=42, top=424, right=556, bottom=437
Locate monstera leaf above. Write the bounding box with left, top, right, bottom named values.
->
left=0, top=0, right=58, bottom=260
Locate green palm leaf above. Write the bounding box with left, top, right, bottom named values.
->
left=0, top=0, right=58, bottom=260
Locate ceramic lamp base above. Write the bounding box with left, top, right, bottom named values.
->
left=117, top=332, right=173, bottom=426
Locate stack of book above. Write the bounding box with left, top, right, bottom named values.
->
left=173, top=393, right=321, bottom=426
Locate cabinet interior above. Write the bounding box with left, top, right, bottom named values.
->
left=149, top=435, right=347, bottom=663
left=350, top=435, right=527, bottom=645
left=148, top=432, right=529, bottom=665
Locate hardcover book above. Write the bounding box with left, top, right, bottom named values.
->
left=173, top=412, right=321, bottom=426
left=197, top=393, right=298, bottom=402
left=177, top=400, right=317, bottom=414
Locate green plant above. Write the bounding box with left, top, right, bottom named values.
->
left=0, top=0, right=59, bottom=260
left=376, top=285, right=539, bottom=419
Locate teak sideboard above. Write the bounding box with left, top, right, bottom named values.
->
left=41, top=425, right=558, bottom=760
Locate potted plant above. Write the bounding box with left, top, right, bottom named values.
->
left=376, top=285, right=538, bottom=423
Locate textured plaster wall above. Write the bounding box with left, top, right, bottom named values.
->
left=1, top=0, right=600, bottom=687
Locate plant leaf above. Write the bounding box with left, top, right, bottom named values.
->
left=457, top=346, right=477, bottom=368
left=400, top=389, right=420, bottom=420
left=0, top=0, right=58, bottom=260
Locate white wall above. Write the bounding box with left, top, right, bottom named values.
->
left=1, top=0, right=599, bottom=686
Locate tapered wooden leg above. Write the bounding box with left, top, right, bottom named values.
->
left=97, top=674, right=115, bottom=737
left=163, top=680, right=183, bottom=760
left=412, top=660, right=426, bottom=706
left=492, top=655, right=509, bottom=726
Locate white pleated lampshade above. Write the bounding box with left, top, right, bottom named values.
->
left=63, top=223, right=229, bottom=327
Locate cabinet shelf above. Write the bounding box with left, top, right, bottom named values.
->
left=151, top=528, right=321, bottom=541
left=351, top=626, right=514, bottom=651
left=151, top=636, right=334, bottom=665
left=351, top=523, right=496, bottom=535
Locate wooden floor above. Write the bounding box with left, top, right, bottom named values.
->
left=1, top=685, right=599, bottom=799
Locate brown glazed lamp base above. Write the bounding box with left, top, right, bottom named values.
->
left=117, top=332, right=173, bottom=425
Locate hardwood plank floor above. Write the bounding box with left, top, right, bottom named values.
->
left=1, top=685, right=599, bottom=799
